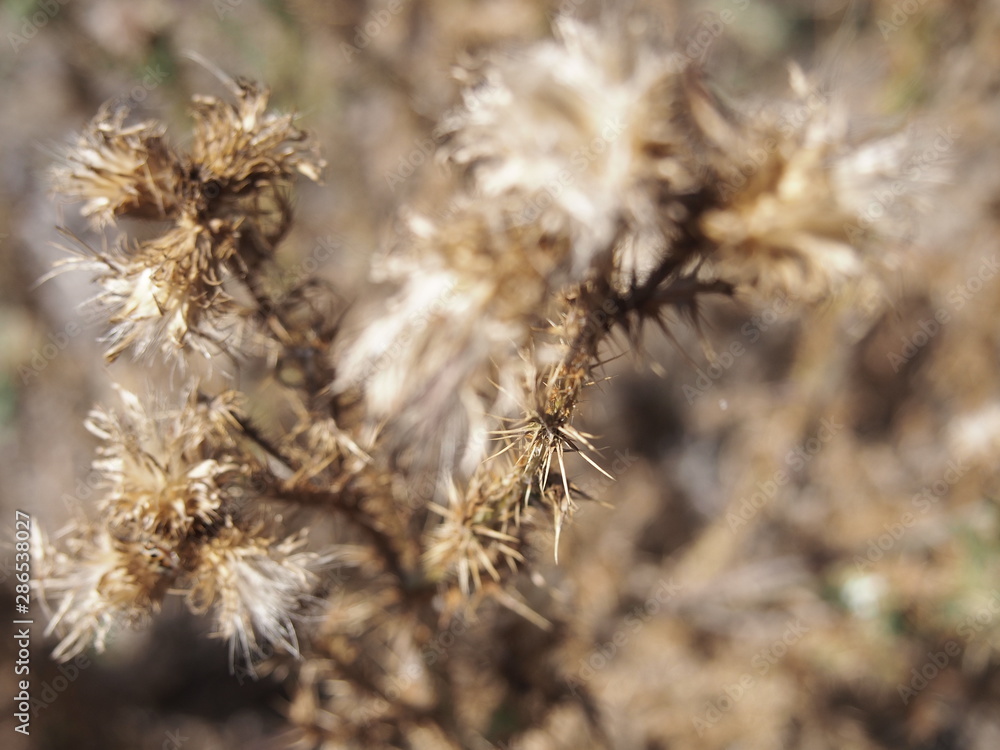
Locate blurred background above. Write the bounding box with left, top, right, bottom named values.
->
left=4, top=0, right=1000, bottom=748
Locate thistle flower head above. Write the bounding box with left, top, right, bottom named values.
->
left=39, top=384, right=326, bottom=667
left=443, top=18, right=692, bottom=277
left=422, top=471, right=526, bottom=596
left=89, top=219, right=244, bottom=360
left=336, top=200, right=566, bottom=468
left=187, top=521, right=321, bottom=666
left=34, top=525, right=173, bottom=662
left=51, top=103, right=182, bottom=226
left=189, top=79, right=324, bottom=188
left=86, top=385, right=245, bottom=537
left=51, top=78, right=324, bottom=362
left=699, top=66, right=913, bottom=298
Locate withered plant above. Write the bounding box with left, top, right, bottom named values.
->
left=34, top=18, right=928, bottom=750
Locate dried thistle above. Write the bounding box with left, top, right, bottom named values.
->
left=51, top=77, right=324, bottom=361
left=34, top=524, right=170, bottom=662
left=35, top=385, right=326, bottom=665
left=50, top=104, right=182, bottom=226
left=335, top=198, right=571, bottom=470
left=33, top=14, right=939, bottom=750
left=442, top=18, right=698, bottom=277
left=186, top=521, right=320, bottom=665
left=698, top=65, right=914, bottom=299
left=86, top=385, right=243, bottom=536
